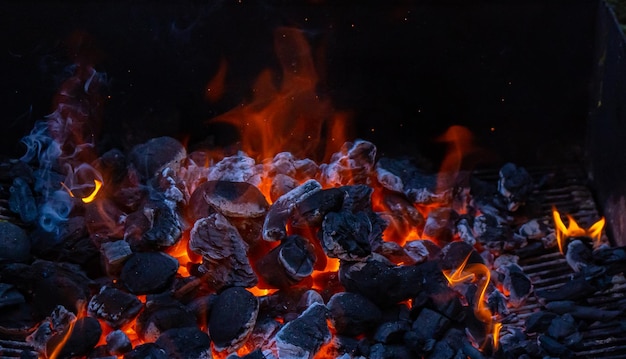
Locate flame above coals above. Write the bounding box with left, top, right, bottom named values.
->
left=552, top=207, right=605, bottom=254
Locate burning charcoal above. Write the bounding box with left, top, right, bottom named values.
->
left=403, top=240, right=430, bottom=264
left=339, top=255, right=423, bottom=307
left=270, top=173, right=299, bottom=202
left=498, top=263, right=532, bottom=308
left=487, top=289, right=510, bottom=316
left=255, top=235, right=316, bottom=289
left=565, top=238, right=593, bottom=272
left=535, top=270, right=600, bottom=302
left=106, top=329, right=132, bottom=355
left=123, top=343, right=168, bottom=359
left=136, top=294, right=197, bottom=342
left=321, top=210, right=373, bottom=261
left=186, top=181, right=218, bottom=222
left=88, top=286, right=143, bottom=328
left=373, top=321, right=411, bottom=344
left=378, top=190, right=425, bottom=240
left=8, top=177, right=37, bottom=223
left=547, top=313, right=577, bottom=340
left=497, top=162, right=533, bottom=212
left=423, top=207, right=458, bottom=243
left=100, top=240, right=132, bottom=275
left=128, top=136, right=186, bottom=181
left=0, top=221, right=30, bottom=264
left=375, top=157, right=453, bottom=205
left=241, top=317, right=281, bottom=352
left=189, top=213, right=258, bottom=290
left=377, top=241, right=413, bottom=264
left=456, top=217, right=476, bottom=245
left=275, top=302, right=331, bottom=359
left=525, top=311, right=559, bottom=334
left=538, top=334, right=573, bottom=359
left=369, top=343, right=414, bottom=359
left=439, top=241, right=483, bottom=271
left=0, top=283, right=25, bottom=308
left=44, top=316, right=102, bottom=359
left=202, top=180, right=268, bottom=219
left=404, top=308, right=450, bottom=353
left=320, top=140, right=376, bottom=186
left=120, top=252, right=179, bottom=294
left=292, top=187, right=344, bottom=228
left=268, top=152, right=318, bottom=180
left=209, top=287, right=259, bottom=352
left=516, top=218, right=548, bottom=240
left=413, top=283, right=465, bottom=321
left=327, top=292, right=382, bottom=336
left=153, top=167, right=187, bottom=207
left=140, top=199, right=183, bottom=248
left=545, top=300, right=623, bottom=321
left=0, top=260, right=93, bottom=318
left=207, top=152, right=263, bottom=185
left=155, top=327, right=212, bottom=359
left=263, top=179, right=321, bottom=241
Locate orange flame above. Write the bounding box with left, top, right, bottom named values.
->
left=552, top=207, right=605, bottom=254
left=442, top=253, right=492, bottom=324
left=492, top=322, right=503, bottom=351
left=48, top=319, right=77, bottom=359
left=210, top=27, right=351, bottom=163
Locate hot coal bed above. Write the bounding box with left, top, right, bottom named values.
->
left=1, top=1, right=626, bottom=359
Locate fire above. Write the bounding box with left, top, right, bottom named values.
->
left=492, top=322, right=503, bottom=351
left=442, top=253, right=493, bottom=325
left=210, top=27, right=351, bottom=163
left=552, top=207, right=606, bottom=254
left=47, top=319, right=77, bottom=359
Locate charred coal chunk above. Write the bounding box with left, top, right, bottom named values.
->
left=189, top=213, right=257, bottom=290
left=186, top=181, right=218, bottom=222
left=292, top=187, right=344, bottom=228
left=0, top=283, right=25, bottom=309
left=135, top=294, right=198, bottom=342
left=255, top=235, right=316, bottom=289
left=321, top=210, right=374, bottom=261
left=327, top=292, right=382, bottom=337
left=141, top=199, right=183, bottom=248
left=545, top=300, right=623, bottom=321
left=120, top=252, right=179, bottom=294
left=257, top=287, right=310, bottom=320
left=106, top=329, right=133, bottom=356
left=373, top=320, right=412, bottom=345
left=209, top=286, right=259, bottom=352
left=565, top=238, right=593, bottom=272
left=535, top=271, right=600, bottom=302
left=320, top=140, right=377, bottom=186
left=202, top=180, right=268, bottom=219
left=439, top=241, right=484, bottom=271
left=499, top=263, right=533, bottom=308
left=86, top=197, right=126, bottom=241
left=263, top=179, right=321, bottom=241
left=375, top=157, right=451, bottom=205
left=275, top=302, right=331, bottom=359
left=403, top=308, right=450, bottom=354
left=270, top=173, right=299, bottom=202
left=88, top=286, right=143, bottom=328
left=497, top=162, right=533, bottom=212
left=0, top=260, right=93, bottom=319
left=123, top=343, right=168, bottom=359
left=268, top=152, right=318, bottom=181
left=422, top=207, right=458, bottom=243
left=8, top=176, right=37, bottom=224
left=538, top=334, right=573, bottom=359
left=100, top=240, right=133, bottom=276
left=44, top=316, right=102, bottom=359
left=128, top=136, right=186, bottom=181
left=339, top=255, right=423, bottom=307
left=207, top=152, right=263, bottom=185
left=155, top=327, right=212, bottom=359
left=0, top=221, right=31, bottom=264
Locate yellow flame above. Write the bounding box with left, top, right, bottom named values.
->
left=493, top=322, right=503, bottom=351
left=442, top=253, right=492, bottom=324
left=61, top=179, right=102, bottom=203
left=552, top=207, right=605, bottom=254
left=48, top=319, right=77, bottom=359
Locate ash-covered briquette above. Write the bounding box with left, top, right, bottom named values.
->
left=123, top=343, right=168, bottom=359
left=255, top=235, right=316, bottom=289
left=127, top=136, right=187, bottom=181
left=209, top=286, right=259, bottom=352
left=106, top=329, right=133, bottom=355
left=154, top=327, right=212, bottom=359
left=291, top=187, right=344, bottom=228
left=327, top=292, right=382, bottom=337
left=498, top=263, right=533, bottom=308
left=88, top=286, right=143, bottom=328
left=100, top=239, right=133, bottom=275
left=262, top=179, right=321, bottom=241
left=189, top=213, right=257, bottom=290
left=319, top=140, right=377, bottom=187
left=274, top=302, right=331, bottom=359
left=119, top=252, right=179, bottom=294
left=44, top=316, right=102, bottom=359
left=423, top=207, right=459, bottom=244
left=564, top=238, right=593, bottom=272
left=136, top=198, right=183, bottom=248
left=201, top=180, right=268, bottom=219
left=321, top=210, right=374, bottom=261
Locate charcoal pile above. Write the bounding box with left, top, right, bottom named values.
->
left=1, top=113, right=624, bottom=359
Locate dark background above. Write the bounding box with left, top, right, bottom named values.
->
left=0, top=0, right=599, bottom=168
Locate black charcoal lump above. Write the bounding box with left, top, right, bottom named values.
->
left=497, top=162, right=533, bottom=212
left=120, top=252, right=179, bottom=294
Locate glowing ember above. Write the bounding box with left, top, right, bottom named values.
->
left=552, top=207, right=605, bottom=254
